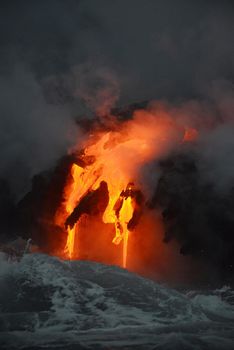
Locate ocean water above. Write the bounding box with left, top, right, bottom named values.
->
left=0, top=253, right=234, bottom=349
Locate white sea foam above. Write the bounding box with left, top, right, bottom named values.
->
left=0, top=253, right=234, bottom=349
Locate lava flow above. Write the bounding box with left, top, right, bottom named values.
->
left=55, top=110, right=196, bottom=268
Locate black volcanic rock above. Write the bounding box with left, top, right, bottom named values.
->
left=111, top=100, right=148, bottom=121
left=15, top=155, right=75, bottom=252
left=0, top=178, right=17, bottom=242
left=150, top=150, right=234, bottom=280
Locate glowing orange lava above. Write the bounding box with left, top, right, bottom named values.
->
left=55, top=110, right=196, bottom=268
left=116, top=196, right=133, bottom=267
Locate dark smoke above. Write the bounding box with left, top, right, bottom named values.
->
left=0, top=66, right=80, bottom=199
left=0, top=0, right=233, bottom=196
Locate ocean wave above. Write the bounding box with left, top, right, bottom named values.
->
left=0, top=253, right=234, bottom=349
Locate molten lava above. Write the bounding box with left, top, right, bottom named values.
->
left=55, top=109, right=198, bottom=269
left=114, top=195, right=133, bottom=267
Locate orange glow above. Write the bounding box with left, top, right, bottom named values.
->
left=65, top=226, right=76, bottom=259
left=55, top=110, right=186, bottom=268
left=113, top=196, right=134, bottom=267
left=63, top=164, right=86, bottom=259
left=183, top=127, right=198, bottom=142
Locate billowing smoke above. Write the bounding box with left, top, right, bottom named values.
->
left=0, top=66, right=80, bottom=198
left=0, top=0, right=233, bottom=197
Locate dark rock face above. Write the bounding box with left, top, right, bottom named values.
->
left=65, top=181, right=109, bottom=230
left=15, top=155, right=75, bottom=252
left=0, top=179, right=17, bottom=242
left=150, top=150, right=234, bottom=280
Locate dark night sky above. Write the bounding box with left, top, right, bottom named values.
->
left=0, top=0, right=233, bottom=100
